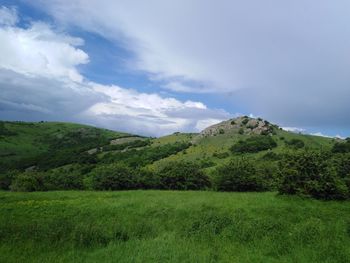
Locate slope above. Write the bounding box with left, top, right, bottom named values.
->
left=151, top=116, right=335, bottom=169
left=0, top=121, right=130, bottom=172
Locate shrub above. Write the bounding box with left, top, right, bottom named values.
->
left=43, top=165, right=86, bottom=190
left=157, top=161, right=211, bottom=190
left=260, top=151, right=281, bottom=161
left=0, top=170, right=18, bottom=190
left=247, top=123, right=258, bottom=129
left=332, top=140, right=350, bottom=153
left=230, top=120, right=236, bottom=125
left=219, top=129, right=225, bottom=134
left=215, top=158, right=268, bottom=192
left=230, top=136, right=277, bottom=153
left=242, top=118, right=249, bottom=125
left=332, top=153, right=350, bottom=191
left=238, top=128, right=244, bottom=135
left=90, top=164, right=138, bottom=190
left=213, top=152, right=230, bottom=159
left=10, top=172, right=45, bottom=192
left=137, top=168, right=160, bottom=189
left=279, top=151, right=349, bottom=200
left=285, top=139, right=305, bottom=149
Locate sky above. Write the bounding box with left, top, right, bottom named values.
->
left=0, top=1, right=349, bottom=137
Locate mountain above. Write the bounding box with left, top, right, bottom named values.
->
left=0, top=117, right=336, bottom=173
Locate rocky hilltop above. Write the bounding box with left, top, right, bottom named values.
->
left=198, top=116, right=278, bottom=138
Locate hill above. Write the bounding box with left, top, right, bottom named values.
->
left=1, top=117, right=349, bottom=199
left=0, top=117, right=336, bottom=174
left=151, top=116, right=335, bottom=170
left=0, top=121, right=130, bottom=172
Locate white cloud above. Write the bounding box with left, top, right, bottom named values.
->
left=310, top=132, right=345, bottom=140
left=282, top=127, right=305, bottom=133
left=0, top=21, right=88, bottom=82
left=82, top=83, right=228, bottom=136
left=195, top=119, right=222, bottom=131
left=0, top=6, right=18, bottom=26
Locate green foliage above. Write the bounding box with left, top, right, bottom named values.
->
left=42, top=165, right=89, bottom=190
left=238, top=128, right=244, bottom=134
left=137, top=168, right=161, bottom=189
left=0, top=122, right=126, bottom=173
left=213, top=152, right=230, bottom=159
left=101, top=142, right=191, bottom=168
left=10, top=172, right=44, bottom=192
left=219, top=128, right=225, bottom=134
left=89, top=164, right=138, bottom=190
left=231, top=136, right=277, bottom=153
left=103, top=139, right=151, bottom=151
left=332, top=140, right=350, bottom=153
left=260, top=151, right=281, bottom=161
left=199, top=158, right=216, bottom=168
left=0, top=170, right=18, bottom=190
left=285, top=138, right=305, bottom=149
left=215, top=158, right=268, bottom=191
left=279, top=151, right=349, bottom=200
left=157, top=161, right=211, bottom=190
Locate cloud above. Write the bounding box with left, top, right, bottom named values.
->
left=0, top=20, right=88, bottom=82
left=282, top=127, right=305, bottom=133
left=0, top=9, right=230, bottom=136
left=163, top=81, right=213, bottom=93
left=82, top=83, right=230, bottom=136
left=195, top=119, right=223, bottom=131
left=310, top=132, right=345, bottom=140
left=31, top=0, right=350, bottom=133
left=0, top=6, right=18, bottom=26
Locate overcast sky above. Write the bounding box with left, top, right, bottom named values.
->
left=0, top=1, right=349, bottom=137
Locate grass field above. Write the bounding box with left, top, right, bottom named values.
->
left=1, top=190, right=349, bottom=263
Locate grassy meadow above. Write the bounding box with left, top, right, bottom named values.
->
left=1, top=190, right=350, bottom=263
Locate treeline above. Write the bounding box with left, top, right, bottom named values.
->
left=2, top=150, right=349, bottom=200
left=1, top=133, right=350, bottom=200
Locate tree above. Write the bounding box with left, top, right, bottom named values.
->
left=90, top=164, right=138, bottom=190
left=157, top=161, right=211, bottom=190
left=279, top=151, right=349, bottom=200
left=215, top=158, right=267, bottom=192
left=10, top=172, right=45, bottom=192
left=230, top=136, right=277, bottom=153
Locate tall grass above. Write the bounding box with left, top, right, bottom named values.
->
left=0, top=191, right=349, bottom=262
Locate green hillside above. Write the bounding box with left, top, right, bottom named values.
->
left=150, top=116, right=335, bottom=170
left=0, top=117, right=337, bottom=174
left=0, top=121, right=129, bottom=172
left=1, top=117, right=349, bottom=200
